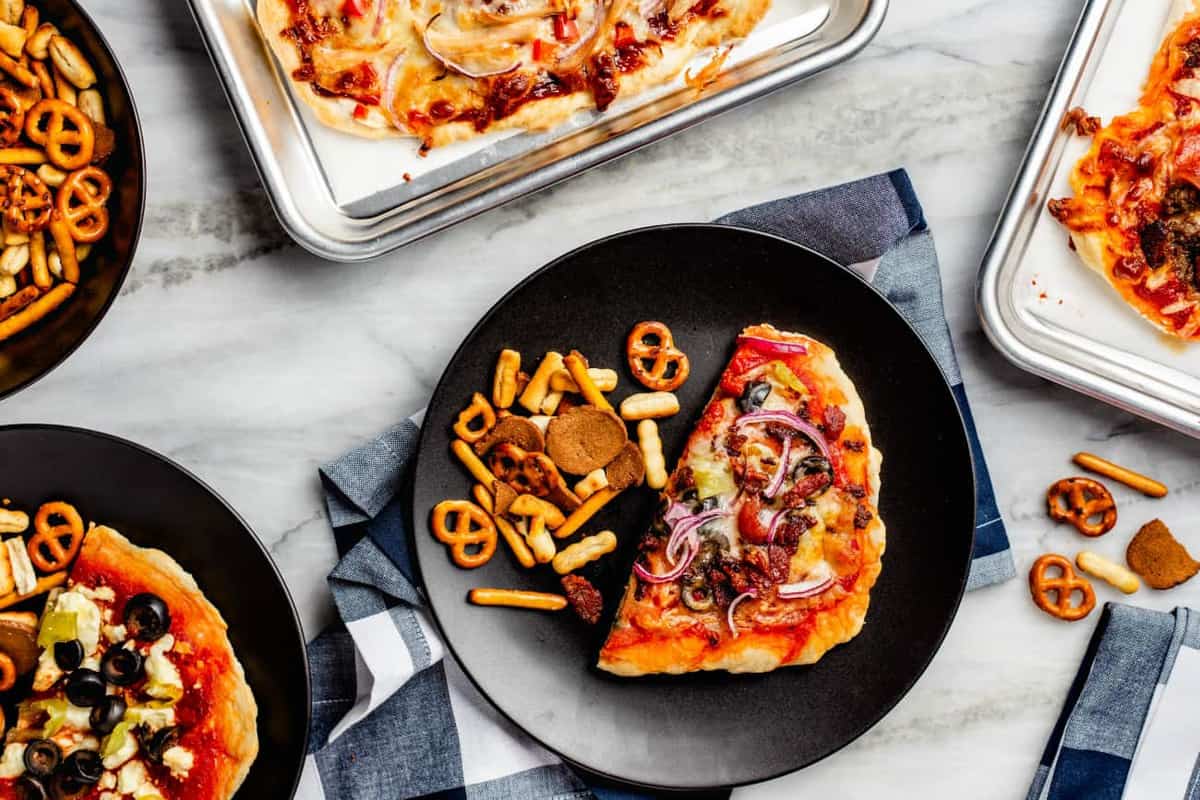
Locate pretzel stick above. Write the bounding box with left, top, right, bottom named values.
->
left=0, top=571, right=66, bottom=610
left=0, top=147, right=45, bottom=165
left=451, top=439, right=498, bottom=488
left=564, top=351, right=612, bottom=412
left=47, top=214, right=76, bottom=282
left=468, top=588, right=566, bottom=611
left=554, top=487, right=619, bottom=540
left=0, top=283, right=37, bottom=321
left=28, top=229, right=47, bottom=288
left=0, top=281, right=70, bottom=342
left=31, top=59, right=51, bottom=99
left=1072, top=453, right=1167, bottom=498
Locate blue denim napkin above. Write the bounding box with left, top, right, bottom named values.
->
left=1029, top=604, right=1200, bottom=800
left=296, top=170, right=1015, bottom=800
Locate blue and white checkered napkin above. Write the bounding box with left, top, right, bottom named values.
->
left=1029, top=604, right=1200, bottom=800
left=296, top=170, right=1015, bottom=800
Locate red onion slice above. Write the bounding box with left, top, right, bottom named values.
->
left=778, top=562, right=835, bottom=599
left=380, top=52, right=405, bottom=130
left=666, top=509, right=727, bottom=564
left=763, top=436, right=791, bottom=499
left=422, top=14, right=528, bottom=78
left=662, top=501, right=691, bottom=528
left=726, top=590, right=756, bottom=638
left=634, top=538, right=698, bottom=584
left=737, top=334, right=809, bottom=356
left=735, top=411, right=830, bottom=462
left=373, top=0, right=389, bottom=36
left=553, top=0, right=607, bottom=73
left=765, top=507, right=795, bottom=545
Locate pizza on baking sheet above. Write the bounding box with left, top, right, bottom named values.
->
left=256, top=0, right=768, bottom=148
left=598, top=324, right=885, bottom=676
left=1048, top=0, right=1200, bottom=339
left=0, top=526, right=258, bottom=799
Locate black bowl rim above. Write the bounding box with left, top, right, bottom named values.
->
left=409, top=223, right=978, bottom=791
left=0, top=0, right=146, bottom=403
left=0, top=422, right=313, bottom=799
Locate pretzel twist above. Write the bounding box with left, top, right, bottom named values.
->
left=627, top=321, right=690, bottom=392
left=1047, top=477, right=1117, bottom=537
left=0, top=165, right=51, bottom=233
left=55, top=165, right=110, bottom=242
left=24, top=98, right=93, bottom=170
left=29, top=500, right=84, bottom=572
left=1029, top=553, right=1096, bottom=621
left=0, top=87, right=24, bottom=147
left=431, top=500, right=497, bottom=569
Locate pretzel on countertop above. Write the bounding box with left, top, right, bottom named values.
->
left=1029, top=553, right=1096, bottom=621
left=1047, top=477, right=1117, bottom=537
left=627, top=321, right=690, bottom=392
left=431, top=500, right=497, bottom=569
left=1072, top=453, right=1168, bottom=498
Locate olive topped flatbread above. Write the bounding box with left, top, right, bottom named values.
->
left=0, top=526, right=258, bottom=799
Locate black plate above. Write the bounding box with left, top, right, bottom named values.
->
left=411, top=225, right=975, bottom=791
left=0, top=425, right=309, bottom=798
left=0, top=0, right=145, bottom=401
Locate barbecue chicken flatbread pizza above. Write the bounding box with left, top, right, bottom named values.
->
left=598, top=325, right=885, bottom=676
left=1048, top=0, right=1200, bottom=339
left=0, top=526, right=258, bottom=799
left=257, top=0, right=768, bottom=148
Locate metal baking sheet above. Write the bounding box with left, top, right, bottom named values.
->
left=977, top=0, right=1200, bottom=438
left=187, top=0, right=886, bottom=261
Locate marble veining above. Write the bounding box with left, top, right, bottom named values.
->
left=4, top=1, right=1200, bottom=797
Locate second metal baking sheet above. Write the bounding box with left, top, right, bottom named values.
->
left=979, top=0, right=1200, bottom=437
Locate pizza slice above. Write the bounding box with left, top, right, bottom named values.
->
left=598, top=324, right=885, bottom=676
left=1049, top=0, right=1200, bottom=338
left=0, top=526, right=258, bottom=799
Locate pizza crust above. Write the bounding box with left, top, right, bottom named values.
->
left=77, top=527, right=259, bottom=798
left=598, top=325, right=885, bottom=676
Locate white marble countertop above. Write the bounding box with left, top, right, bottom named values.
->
left=6, top=0, right=1200, bottom=796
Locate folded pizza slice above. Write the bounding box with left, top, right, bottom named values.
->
left=598, top=324, right=885, bottom=676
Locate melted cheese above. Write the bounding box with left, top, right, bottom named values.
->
left=144, top=635, right=183, bottom=701
left=52, top=589, right=103, bottom=655
left=162, top=745, right=194, bottom=779
left=0, top=743, right=24, bottom=778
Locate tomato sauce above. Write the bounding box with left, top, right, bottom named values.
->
left=67, top=563, right=229, bottom=799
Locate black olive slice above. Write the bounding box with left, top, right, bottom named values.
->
left=100, top=647, right=144, bottom=687
left=123, top=594, right=170, bottom=642
left=60, top=750, right=102, bottom=784
left=47, top=772, right=88, bottom=800
left=144, top=725, right=181, bottom=764
left=14, top=775, right=47, bottom=800
left=64, top=669, right=106, bottom=708
left=738, top=380, right=772, bottom=413
left=22, top=739, right=60, bottom=778
left=53, top=640, right=84, bottom=672
left=89, top=695, right=127, bottom=735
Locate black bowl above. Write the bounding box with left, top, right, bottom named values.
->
left=0, top=0, right=144, bottom=401
left=0, top=425, right=310, bottom=798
